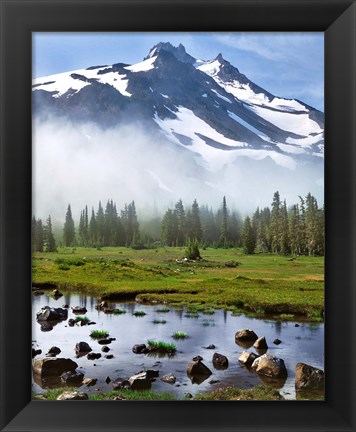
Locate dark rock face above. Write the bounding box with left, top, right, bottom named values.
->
left=47, top=346, right=61, bottom=356
left=212, top=353, right=229, bottom=370
left=251, top=354, right=288, bottom=378
left=87, top=352, right=101, bottom=360
left=295, top=363, right=324, bottom=390
left=112, top=378, right=130, bottom=390
left=33, top=358, right=78, bottom=377
left=253, top=336, right=268, bottom=350
left=61, top=371, right=85, bottom=385
left=238, top=351, right=259, bottom=367
left=132, top=344, right=148, bottom=354
left=57, top=391, right=88, bottom=401
left=75, top=342, right=92, bottom=353
left=36, top=306, right=68, bottom=321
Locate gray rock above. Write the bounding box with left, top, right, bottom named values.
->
left=112, top=378, right=130, bottom=390
left=36, top=306, right=68, bottom=321
left=61, top=371, right=84, bottom=385
left=212, top=352, right=228, bottom=369
left=252, top=354, right=288, bottom=378
left=52, top=289, right=63, bottom=297
left=87, top=352, right=101, bottom=360
left=253, top=336, right=268, bottom=350
left=205, top=344, right=216, bottom=349
left=101, top=346, right=110, bottom=353
left=235, top=329, right=258, bottom=341
left=132, top=344, right=148, bottom=354
left=47, top=346, right=61, bottom=356
left=57, top=391, right=88, bottom=401
left=160, top=373, right=176, bottom=384
left=187, top=360, right=212, bottom=378
left=238, top=351, right=259, bottom=367
left=33, top=357, right=78, bottom=377
left=82, top=378, right=97, bottom=386
left=75, top=341, right=92, bottom=353
left=71, top=306, right=87, bottom=314
left=128, top=372, right=152, bottom=390
left=295, top=363, right=324, bottom=390
left=273, top=339, right=282, bottom=345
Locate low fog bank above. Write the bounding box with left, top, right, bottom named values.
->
left=33, top=117, right=324, bottom=224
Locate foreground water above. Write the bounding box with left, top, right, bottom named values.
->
left=32, top=291, right=324, bottom=400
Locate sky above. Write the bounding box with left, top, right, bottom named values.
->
left=32, top=32, right=324, bottom=112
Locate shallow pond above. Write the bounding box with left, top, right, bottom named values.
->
left=32, top=291, right=324, bottom=400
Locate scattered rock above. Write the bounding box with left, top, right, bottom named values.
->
left=52, top=289, right=63, bottom=297
left=101, top=346, right=110, bottom=353
left=57, top=391, right=88, bottom=401
left=185, top=393, right=193, bottom=399
left=225, top=261, right=239, bottom=268
left=160, top=373, right=176, bottom=384
left=251, top=354, right=288, bottom=378
left=212, top=352, right=229, bottom=370
left=128, top=372, right=153, bottom=390
left=47, top=346, right=61, bottom=356
left=253, top=336, right=268, bottom=350
left=295, top=363, right=324, bottom=390
left=32, top=348, right=42, bottom=359
left=61, top=371, right=84, bottom=385
left=112, top=378, right=130, bottom=390
left=75, top=342, right=92, bottom=353
left=87, top=352, right=101, bottom=360
left=82, top=378, right=97, bottom=386
left=205, top=344, right=216, bottom=349
left=95, top=301, right=108, bottom=310
left=132, top=344, right=148, bottom=354
left=105, top=376, right=111, bottom=384
left=273, top=339, right=282, bottom=345
left=36, top=306, right=68, bottom=321
left=40, top=323, right=53, bottom=332
left=295, top=324, right=300, bottom=327
left=192, top=355, right=203, bottom=362
left=187, top=360, right=212, bottom=380
left=135, top=370, right=159, bottom=379
left=98, top=338, right=115, bottom=345
left=68, top=319, right=76, bottom=327
left=209, top=379, right=220, bottom=384
left=238, top=351, right=259, bottom=367
left=105, top=354, right=114, bottom=359
left=235, top=329, right=258, bottom=342
left=71, top=306, right=87, bottom=314
left=33, top=357, right=78, bottom=377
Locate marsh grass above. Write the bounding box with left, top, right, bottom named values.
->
left=90, top=329, right=109, bottom=339
left=172, top=331, right=188, bottom=339
left=133, top=311, right=146, bottom=317
left=152, top=319, right=167, bottom=324
left=74, top=316, right=90, bottom=324
left=155, top=307, right=170, bottom=313
left=147, top=340, right=176, bottom=352
left=113, top=308, right=126, bottom=315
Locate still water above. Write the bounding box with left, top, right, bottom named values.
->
left=32, top=291, right=324, bottom=400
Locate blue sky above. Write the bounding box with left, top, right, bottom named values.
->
left=33, top=32, right=324, bottom=111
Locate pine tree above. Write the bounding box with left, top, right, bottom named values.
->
left=185, top=238, right=201, bottom=260
left=280, top=200, right=290, bottom=255
left=63, top=204, right=75, bottom=246
left=44, top=215, right=56, bottom=252
left=270, top=191, right=282, bottom=253
left=89, top=208, right=97, bottom=246
left=161, top=208, right=178, bottom=246
left=219, top=196, right=229, bottom=247
left=174, top=199, right=186, bottom=246
left=242, top=216, right=255, bottom=254
left=186, top=199, right=202, bottom=241
left=288, top=204, right=301, bottom=255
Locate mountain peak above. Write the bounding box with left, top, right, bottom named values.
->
left=145, top=42, right=196, bottom=64
left=215, top=53, right=225, bottom=62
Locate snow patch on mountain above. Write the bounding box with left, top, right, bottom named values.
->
left=124, top=56, right=157, bottom=73
left=227, top=110, right=271, bottom=142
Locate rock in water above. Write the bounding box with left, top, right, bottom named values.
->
left=238, top=351, right=259, bottom=367
left=61, top=371, right=84, bottom=385
left=36, top=306, right=68, bottom=321
left=235, top=329, right=258, bottom=342
left=33, top=358, right=78, bottom=377
left=295, top=363, right=324, bottom=390
left=160, top=373, right=176, bottom=384
left=251, top=354, right=287, bottom=378
left=253, top=336, right=268, bottom=350
left=212, top=353, right=229, bottom=369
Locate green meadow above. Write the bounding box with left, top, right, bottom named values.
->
left=32, top=246, right=324, bottom=321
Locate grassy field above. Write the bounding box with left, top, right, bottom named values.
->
left=32, top=246, right=324, bottom=320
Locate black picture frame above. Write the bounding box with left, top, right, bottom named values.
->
left=1, top=0, right=355, bottom=431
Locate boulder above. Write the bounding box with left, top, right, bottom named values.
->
left=36, top=306, right=68, bottom=321
left=187, top=360, right=212, bottom=378
left=295, top=363, right=324, bottom=390
left=251, top=354, right=288, bottom=378
left=71, top=306, right=87, bottom=314
left=160, top=373, right=176, bottom=384
left=61, top=371, right=84, bottom=385
left=238, top=351, right=259, bottom=367
left=33, top=357, right=78, bottom=377
left=135, top=370, right=159, bottom=379
left=132, top=344, right=148, bottom=354
left=112, top=378, right=130, bottom=390
left=235, top=329, right=258, bottom=342
left=57, top=391, right=88, bottom=401
left=253, top=336, right=268, bottom=350
left=128, top=372, right=152, bottom=390
left=82, top=378, right=97, bottom=386
left=87, top=352, right=101, bottom=360
left=75, top=342, right=92, bottom=353
left=47, top=346, right=61, bottom=356
left=212, top=353, right=229, bottom=370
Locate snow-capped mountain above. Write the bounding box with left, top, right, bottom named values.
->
left=32, top=42, right=324, bottom=173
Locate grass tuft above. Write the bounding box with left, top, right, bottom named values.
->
left=172, top=331, right=188, bottom=339
left=152, top=319, right=167, bottom=324
left=147, top=340, right=176, bottom=352
left=90, top=329, right=109, bottom=339
left=113, top=308, right=126, bottom=315
left=155, top=307, right=170, bottom=313
left=133, top=311, right=146, bottom=317
left=75, top=316, right=90, bottom=324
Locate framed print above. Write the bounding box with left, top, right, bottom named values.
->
left=1, top=1, right=355, bottom=431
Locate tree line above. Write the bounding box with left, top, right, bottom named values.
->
left=32, top=191, right=324, bottom=256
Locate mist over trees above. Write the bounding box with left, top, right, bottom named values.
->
left=32, top=191, right=324, bottom=256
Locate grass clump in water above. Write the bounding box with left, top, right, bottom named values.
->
left=75, top=316, right=90, bottom=324
left=113, top=308, right=126, bottom=315
left=172, top=331, right=188, bottom=339
left=202, top=307, right=215, bottom=315
left=155, top=307, right=170, bottom=313
left=152, top=319, right=167, bottom=324
left=147, top=340, right=176, bottom=353
left=90, top=329, right=109, bottom=339
left=133, top=311, right=146, bottom=317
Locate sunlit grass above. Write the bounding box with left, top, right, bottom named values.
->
left=172, top=331, right=188, bottom=339
left=90, top=329, right=109, bottom=339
